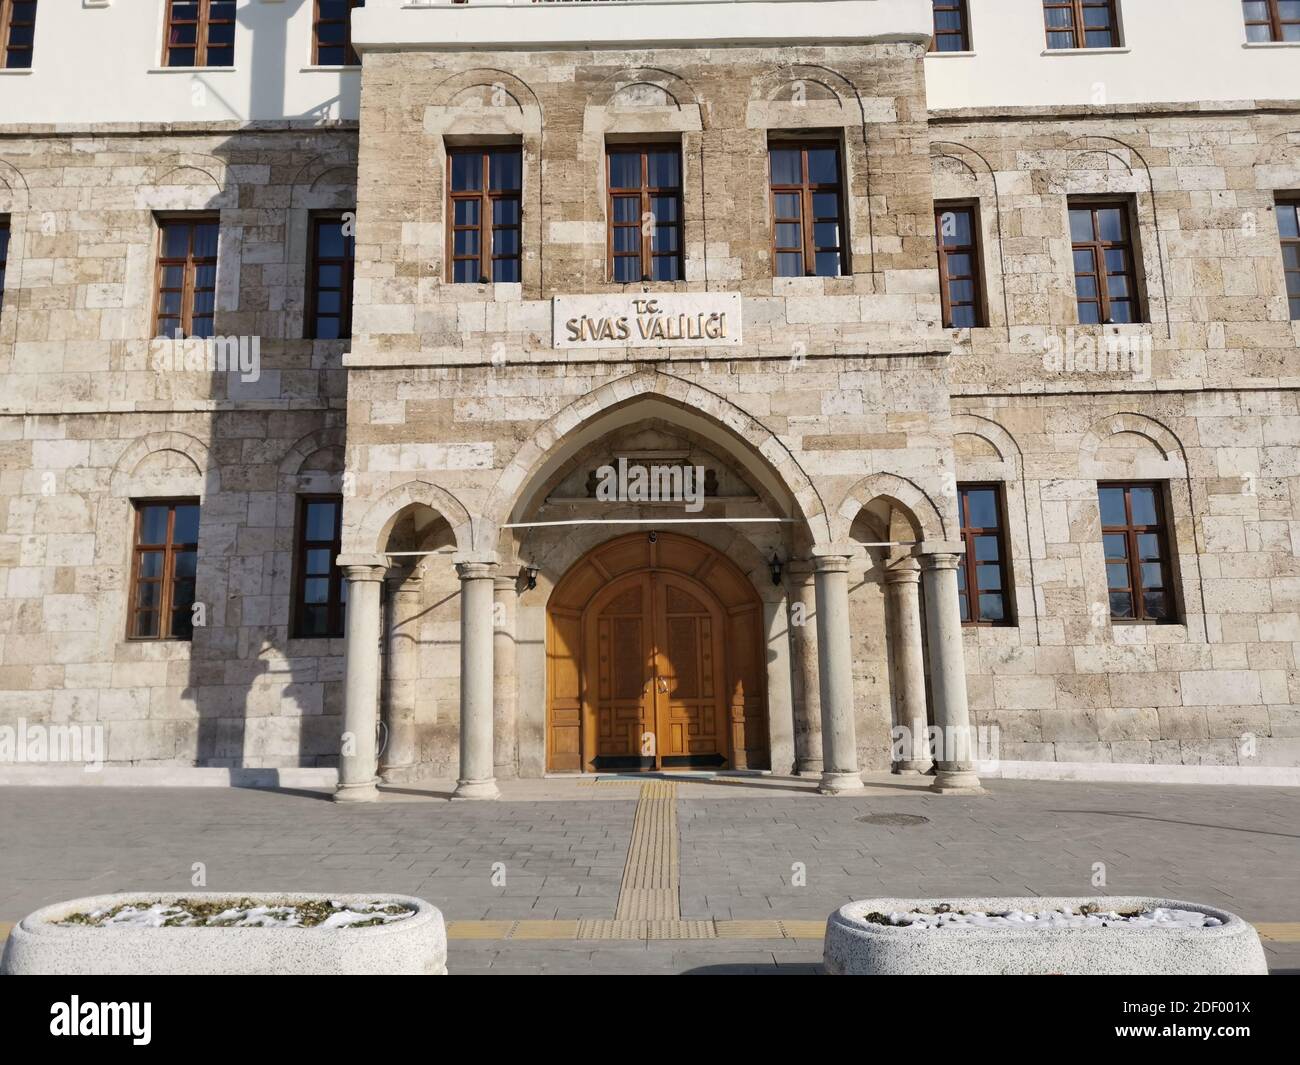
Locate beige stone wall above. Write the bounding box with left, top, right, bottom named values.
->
left=938, top=105, right=1300, bottom=768
left=0, top=127, right=354, bottom=767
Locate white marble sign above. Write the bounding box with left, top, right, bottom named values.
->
left=552, top=293, right=742, bottom=349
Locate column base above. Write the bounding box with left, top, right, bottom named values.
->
left=818, top=770, right=865, bottom=795
left=795, top=759, right=825, bottom=776
left=452, top=777, right=501, bottom=800
left=930, top=766, right=984, bottom=794
left=333, top=778, right=380, bottom=803
left=378, top=764, right=420, bottom=785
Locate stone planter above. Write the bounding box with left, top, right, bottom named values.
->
left=823, top=896, right=1267, bottom=975
left=0, top=892, right=447, bottom=975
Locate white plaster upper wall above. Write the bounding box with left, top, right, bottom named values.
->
left=925, top=0, right=1300, bottom=110
left=0, top=0, right=359, bottom=126
left=351, top=0, right=934, bottom=49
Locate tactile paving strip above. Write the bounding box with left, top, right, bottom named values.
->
left=614, top=779, right=679, bottom=922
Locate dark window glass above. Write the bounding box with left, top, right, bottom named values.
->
left=1243, top=1, right=1300, bottom=42
left=607, top=145, right=683, bottom=283
left=958, top=484, right=1013, bottom=625
left=0, top=216, right=9, bottom=318
left=314, top=0, right=364, bottom=66
left=165, top=0, right=235, bottom=67
left=1278, top=198, right=1300, bottom=321
left=935, top=202, right=985, bottom=328
left=931, top=0, right=972, bottom=52
left=1043, top=0, right=1120, bottom=49
left=293, top=496, right=345, bottom=638
left=130, top=501, right=200, bottom=640
left=448, top=147, right=523, bottom=284
left=1, top=0, right=37, bottom=69
left=155, top=217, right=220, bottom=339
left=769, top=141, right=847, bottom=278
left=1069, top=200, right=1142, bottom=325
left=308, top=212, right=355, bottom=340
left=1098, top=483, right=1176, bottom=623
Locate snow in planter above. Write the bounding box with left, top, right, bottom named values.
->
left=862, top=906, right=1223, bottom=930
left=57, top=897, right=417, bottom=929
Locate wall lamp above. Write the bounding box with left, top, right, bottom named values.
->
left=769, top=554, right=783, bottom=586
left=523, top=565, right=538, bottom=591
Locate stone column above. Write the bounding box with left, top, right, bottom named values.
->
left=884, top=557, right=931, bottom=774
left=813, top=551, right=863, bottom=794
left=787, top=560, right=823, bottom=776
left=380, top=569, right=421, bottom=783
left=335, top=560, right=387, bottom=803
left=453, top=557, right=499, bottom=799
left=493, top=574, right=519, bottom=780
left=920, top=546, right=983, bottom=794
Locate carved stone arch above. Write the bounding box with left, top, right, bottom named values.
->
left=836, top=473, right=948, bottom=544
left=1079, top=411, right=1188, bottom=475
left=278, top=427, right=345, bottom=494
left=142, top=154, right=234, bottom=211
left=0, top=158, right=31, bottom=209
left=588, top=65, right=700, bottom=111
left=482, top=370, right=829, bottom=555
left=429, top=66, right=542, bottom=114
left=1254, top=128, right=1300, bottom=195
left=289, top=152, right=357, bottom=208
left=352, top=480, right=474, bottom=557
left=952, top=413, right=1023, bottom=478
left=753, top=61, right=857, bottom=107
left=110, top=430, right=215, bottom=498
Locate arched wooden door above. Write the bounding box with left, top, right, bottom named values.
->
left=547, top=532, right=768, bottom=773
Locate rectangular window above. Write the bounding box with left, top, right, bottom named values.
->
left=155, top=216, right=219, bottom=339
left=0, top=0, right=36, bottom=69
left=130, top=501, right=200, bottom=641
left=935, top=202, right=985, bottom=328
left=293, top=496, right=346, bottom=638
left=957, top=484, right=1012, bottom=625
left=447, top=146, right=522, bottom=284
left=0, top=216, right=9, bottom=318
left=164, top=0, right=235, bottom=68
left=1069, top=200, right=1141, bottom=325
left=1099, top=483, right=1175, bottom=623
left=931, top=0, right=971, bottom=52
left=308, top=212, right=355, bottom=340
left=607, top=145, right=683, bottom=283
left=769, top=141, right=847, bottom=278
left=314, top=0, right=364, bottom=66
left=1279, top=197, right=1300, bottom=321
left=1243, top=0, right=1300, bottom=42
left=1043, top=0, right=1120, bottom=49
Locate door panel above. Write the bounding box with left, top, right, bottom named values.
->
left=586, top=576, right=655, bottom=770
left=653, top=575, right=727, bottom=767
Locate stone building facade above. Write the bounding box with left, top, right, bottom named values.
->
left=0, top=0, right=1298, bottom=793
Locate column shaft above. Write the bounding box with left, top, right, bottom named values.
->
left=884, top=558, right=932, bottom=774
left=380, top=571, right=421, bottom=783
left=493, top=574, right=519, bottom=780
left=788, top=561, right=823, bottom=775
left=813, top=553, right=863, bottom=794
left=335, top=563, right=386, bottom=803
left=454, top=559, right=499, bottom=799
left=921, top=551, right=982, bottom=793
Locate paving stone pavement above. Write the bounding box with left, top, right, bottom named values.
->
left=0, top=777, right=1296, bottom=974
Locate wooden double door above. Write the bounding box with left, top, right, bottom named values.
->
left=586, top=571, right=728, bottom=770
left=547, top=532, right=769, bottom=773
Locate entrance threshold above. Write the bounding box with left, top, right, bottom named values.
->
left=591, top=769, right=770, bottom=782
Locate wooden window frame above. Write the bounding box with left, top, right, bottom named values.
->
left=0, top=215, right=9, bottom=318
left=313, top=0, right=363, bottom=66
left=1099, top=481, right=1177, bottom=625
left=1043, top=0, right=1121, bottom=49
left=446, top=146, right=522, bottom=285
left=935, top=200, right=986, bottom=328
left=1243, top=0, right=1300, bottom=42
left=957, top=483, right=1014, bottom=627
left=0, top=0, right=36, bottom=69
left=930, top=0, right=972, bottom=52
left=128, top=499, right=200, bottom=642
left=307, top=211, right=355, bottom=340
left=164, top=0, right=236, bottom=68
left=605, top=143, right=684, bottom=284
left=1069, top=199, right=1143, bottom=325
left=153, top=215, right=220, bottom=340
left=291, top=494, right=346, bottom=640
left=768, top=139, right=849, bottom=279
left=1279, top=196, right=1300, bottom=322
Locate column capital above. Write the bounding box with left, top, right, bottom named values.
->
left=785, top=558, right=817, bottom=578
left=883, top=556, right=922, bottom=585
left=454, top=553, right=499, bottom=581
left=338, top=557, right=389, bottom=583
left=919, top=540, right=965, bottom=566
left=493, top=574, right=519, bottom=595
left=811, top=553, right=852, bottom=575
